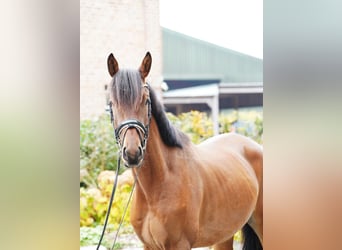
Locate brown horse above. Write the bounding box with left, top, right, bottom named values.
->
left=107, top=52, right=263, bottom=250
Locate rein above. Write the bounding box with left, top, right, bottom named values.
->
left=96, top=84, right=151, bottom=250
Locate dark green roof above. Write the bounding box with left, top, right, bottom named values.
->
left=162, top=28, right=263, bottom=82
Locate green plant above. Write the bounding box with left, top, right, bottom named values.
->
left=219, top=110, right=238, bottom=134
left=168, top=110, right=263, bottom=144
left=167, top=111, right=214, bottom=144
left=219, top=110, right=263, bottom=144
left=80, top=173, right=133, bottom=228
left=80, top=114, right=121, bottom=187
left=80, top=225, right=112, bottom=248
left=254, top=116, right=263, bottom=143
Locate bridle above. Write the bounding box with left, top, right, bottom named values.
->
left=109, top=83, right=152, bottom=165
left=97, top=83, right=151, bottom=250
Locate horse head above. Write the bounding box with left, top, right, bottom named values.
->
left=107, top=52, right=152, bottom=168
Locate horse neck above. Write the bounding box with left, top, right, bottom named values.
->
left=132, top=118, right=173, bottom=199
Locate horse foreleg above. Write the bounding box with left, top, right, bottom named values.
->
left=213, top=237, right=234, bottom=250
left=167, top=238, right=191, bottom=250
left=142, top=239, right=191, bottom=250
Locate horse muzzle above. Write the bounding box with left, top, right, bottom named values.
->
left=114, top=119, right=149, bottom=168
left=122, top=145, right=144, bottom=168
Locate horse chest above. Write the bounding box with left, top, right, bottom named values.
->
left=140, top=211, right=168, bottom=248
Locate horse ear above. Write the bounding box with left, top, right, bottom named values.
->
left=107, top=53, right=119, bottom=77
left=139, top=52, right=152, bottom=79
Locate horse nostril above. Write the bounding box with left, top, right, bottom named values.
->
left=122, top=147, right=128, bottom=160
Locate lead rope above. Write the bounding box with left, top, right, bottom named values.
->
left=96, top=156, right=142, bottom=250
left=110, top=167, right=141, bottom=250
left=96, top=157, right=121, bottom=250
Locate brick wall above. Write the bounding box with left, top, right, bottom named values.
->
left=80, top=0, right=162, bottom=119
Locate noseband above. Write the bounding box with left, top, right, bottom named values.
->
left=109, top=83, right=152, bottom=161
left=115, top=119, right=149, bottom=152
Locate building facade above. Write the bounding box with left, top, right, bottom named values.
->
left=80, top=0, right=162, bottom=119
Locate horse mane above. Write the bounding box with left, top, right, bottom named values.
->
left=149, top=88, right=189, bottom=149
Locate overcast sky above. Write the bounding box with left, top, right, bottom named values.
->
left=160, top=0, right=263, bottom=59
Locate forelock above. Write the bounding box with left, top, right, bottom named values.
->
left=111, top=69, right=142, bottom=108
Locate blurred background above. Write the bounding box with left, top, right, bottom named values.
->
left=1, top=0, right=342, bottom=249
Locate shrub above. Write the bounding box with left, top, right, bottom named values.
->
left=219, top=110, right=263, bottom=144
left=80, top=171, right=133, bottom=228
left=80, top=114, right=121, bottom=187
left=168, top=110, right=263, bottom=144
left=167, top=110, right=214, bottom=144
